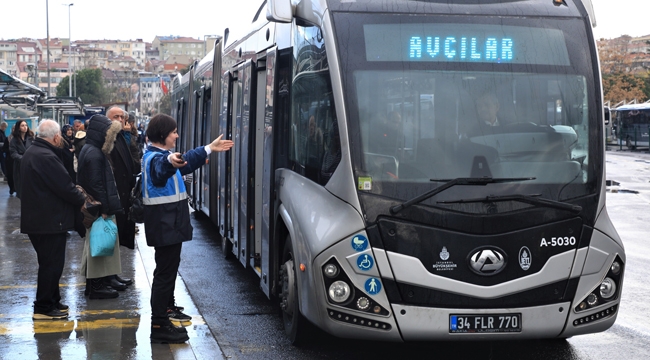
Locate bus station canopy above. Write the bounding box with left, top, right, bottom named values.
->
left=0, top=68, right=45, bottom=97
left=37, top=97, right=86, bottom=117
left=2, top=68, right=85, bottom=119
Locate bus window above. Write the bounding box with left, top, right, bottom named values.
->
left=290, top=24, right=340, bottom=185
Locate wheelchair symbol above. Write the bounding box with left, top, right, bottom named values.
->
left=357, top=254, right=374, bottom=271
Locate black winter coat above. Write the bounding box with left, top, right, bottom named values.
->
left=9, top=135, right=34, bottom=198
left=109, top=132, right=138, bottom=249
left=77, top=115, right=123, bottom=216
left=20, top=138, right=86, bottom=234
left=60, top=137, right=76, bottom=183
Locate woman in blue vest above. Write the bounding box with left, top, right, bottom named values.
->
left=143, top=114, right=232, bottom=344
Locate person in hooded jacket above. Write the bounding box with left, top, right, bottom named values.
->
left=77, top=114, right=124, bottom=299
left=144, top=114, right=232, bottom=343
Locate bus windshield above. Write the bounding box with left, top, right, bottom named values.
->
left=334, top=13, right=598, bottom=205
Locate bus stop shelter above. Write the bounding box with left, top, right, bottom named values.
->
left=36, top=97, right=86, bottom=127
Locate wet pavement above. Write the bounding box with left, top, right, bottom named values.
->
left=3, top=150, right=650, bottom=359
left=0, top=181, right=224, bottom=360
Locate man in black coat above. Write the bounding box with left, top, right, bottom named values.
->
left=21, top=120, right=86, bottom=320
left=107, top=106, right=138, bottom=251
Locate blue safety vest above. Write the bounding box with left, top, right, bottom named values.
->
left=142, top=149, right=187, bottom=205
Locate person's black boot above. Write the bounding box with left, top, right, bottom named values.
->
left=89, top=278, right=119, bottom=299
left=150, top=322, right=189, bottom=344
left=84, top=279, right=90, bottom=296
left=103, top=276, right=127, bottom=291
left=115, top=275, right=133, bottom=286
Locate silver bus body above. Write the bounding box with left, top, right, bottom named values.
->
left=171, top=0, right=624, bottom=343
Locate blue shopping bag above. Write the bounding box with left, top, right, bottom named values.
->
left=89, top=216, right=117, bottom=257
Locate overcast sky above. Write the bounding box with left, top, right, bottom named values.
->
left=0, top=0, right=262, bottom=43
left=0, top=0, right=644, bottom=44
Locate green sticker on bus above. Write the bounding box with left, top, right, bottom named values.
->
left=358, top=177, right=372, bottom=191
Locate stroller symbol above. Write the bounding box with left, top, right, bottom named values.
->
left=351, top=235, right=368, bottom=251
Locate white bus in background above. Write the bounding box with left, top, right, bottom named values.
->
left=615, top=103, right=650, bottom=149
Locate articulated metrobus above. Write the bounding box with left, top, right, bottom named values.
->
left=172, top=0, right=624, bottom=343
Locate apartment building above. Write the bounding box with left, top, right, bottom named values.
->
left=139, top=75, right=171, bottom=115
left=152, top=36, right=204, bottom=61
left=0, top=42, right=18, bottom=76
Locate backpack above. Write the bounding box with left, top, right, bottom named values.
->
left=129, top=174, right=144, bottom=223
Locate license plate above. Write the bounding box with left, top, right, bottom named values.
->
left=449, top=314, right=521, bottom=333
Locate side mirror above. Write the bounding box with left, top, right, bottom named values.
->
left=266, top=0, right=293, bottom=23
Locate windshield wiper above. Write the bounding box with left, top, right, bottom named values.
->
left=437, top=194, right=582, bottom=214
left=389, top=177, right=535, bottom=214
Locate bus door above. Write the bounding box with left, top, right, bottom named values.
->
left=210, top=40, right=224, bottom=228
left=176, top=97, right=186, bottom=151
left=258, top=48, right=278, bottom=296
left=218, top=71, right=233, bottom=241
left=236, top=59, right=256, bottom=268
left=200, top=86, right=212, bottom=216
left=251, top=56, right=266, bottom=274
left=192, top=86, right=204, bottom=208
left=230, top=67, right=243, bottom=261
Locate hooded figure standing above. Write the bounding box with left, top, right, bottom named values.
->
left=77, top=115, right=124, bottom=299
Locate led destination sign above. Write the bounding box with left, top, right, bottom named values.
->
left=364, top=23, right=570, bottom=66
left=409, top=36, right=513, bottom=62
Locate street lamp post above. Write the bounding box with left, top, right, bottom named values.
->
left=46, top=0, right=51, bottom=97
left=64, top=3, right=73, bottom=97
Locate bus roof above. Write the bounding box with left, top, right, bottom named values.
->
left=326, top=0, right=586, bottom=19
left=615, top=103, right=650, bottom=111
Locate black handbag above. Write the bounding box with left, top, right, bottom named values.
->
left=129, top=174, right=144, bottom=223
left=76, top=185, right=102, bottom=228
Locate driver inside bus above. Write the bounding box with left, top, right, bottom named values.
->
left=476, top=92, right=500, bottom=127
left=467, top=92, right=502, bottom=137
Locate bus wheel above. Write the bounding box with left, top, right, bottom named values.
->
left=221, top=237, right=234, bottom=259
left=279, top=236, right=311, bottom=345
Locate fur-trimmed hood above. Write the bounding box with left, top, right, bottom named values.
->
left=86, top=114, right=123, bottom=155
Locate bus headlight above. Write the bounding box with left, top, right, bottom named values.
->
left=610, top=261, right=621, bottom=275
left=586, top=293, right=598, bottom=306
left=323, top=264, right=339, bottom=278
left=600, top=277, right=617, bottom=299
left=328, top=281, right=351, bottom=303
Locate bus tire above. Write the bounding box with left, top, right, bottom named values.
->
left=279, top=236, right=312, bottom=345
left=221, top=237, right=234, bottom=259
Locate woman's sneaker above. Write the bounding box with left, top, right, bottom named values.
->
left=167, top=307, right=192, bottom=322
left=33, top=309, right=69, bottom=320
left=56, top=303, right=69, bottom=313
left=150, top=322, right=189, bottom=344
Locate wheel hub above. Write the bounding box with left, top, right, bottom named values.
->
left=280, top=259, right=295, bottom=316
